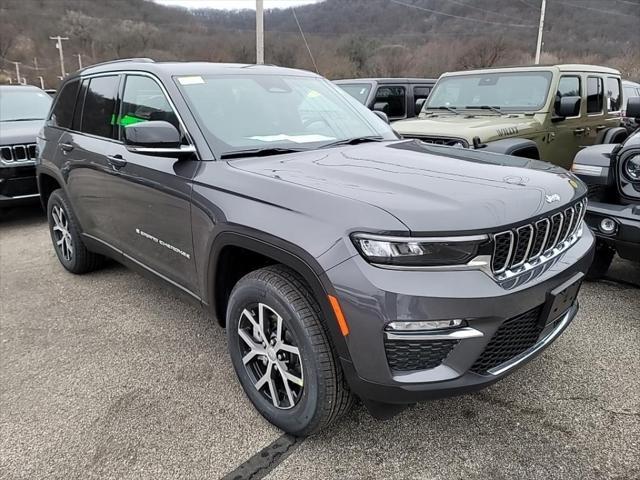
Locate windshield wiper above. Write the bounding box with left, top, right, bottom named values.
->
left=220, top=147, right=306, bottom=159
left=319, top=136, right=384, bottom=149
left=465, top=105, right=503, bottom=114
left=426, top=106, right=460, bottom=115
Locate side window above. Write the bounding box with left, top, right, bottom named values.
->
left=80, top=75, right=119, bottom=139
left=554, top=76, right=581, bottom=116
left=374, top=86, right=406, bottom=118
left=49, top=80, right=79, bottom=129
left=586, top=76, right=604, bottom=114
left=118, top=75, right=179, bottom=137
left=413, top=86, right=431, bottom=115
left=72, top=79, right=89, bottom=131
left=606, top=77, right=621, bottom=112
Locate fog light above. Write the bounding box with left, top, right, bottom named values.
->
left=599, top=217, right=617, bottom=234
left=386, top=319, right=465, bottom=332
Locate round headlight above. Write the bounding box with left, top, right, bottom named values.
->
left=624, top=154, right=640, bottom=181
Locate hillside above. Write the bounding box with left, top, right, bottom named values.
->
left=0, top=0, right=638, bottom=88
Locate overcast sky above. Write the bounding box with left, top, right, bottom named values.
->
left=151, top=0, right=323, bottom=10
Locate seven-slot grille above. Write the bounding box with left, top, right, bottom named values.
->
left=0, top=144, right=37, bottom=164
left=491, top=198, right=586, bottom=275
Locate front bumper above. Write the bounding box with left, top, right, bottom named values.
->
left=585, top=201, right=640, bottom=262
left=0, top=164, right=39, bottom=207
left=326, top=228, right=595, bottom=404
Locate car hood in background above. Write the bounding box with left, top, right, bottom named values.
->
left=0, top=120, right=45, bottom=145
left=230, top=140, right=585, bottom=234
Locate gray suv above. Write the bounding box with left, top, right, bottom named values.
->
left=37, top=59, right=594, bottom=436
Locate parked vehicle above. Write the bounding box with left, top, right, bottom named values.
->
left=393, top=65, right=627, bottom=169
left=334, top=78, right=436, bottom=120
left=0, top=85, right=52, bottom=209
left=38, top=59, right=594, bottom=436
left=622, top=80, right=640, bottom=132
left=572, top=97, right=640, bottom=278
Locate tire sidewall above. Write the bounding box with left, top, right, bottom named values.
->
left=47, top=190, right=81, bottom=272
left=227, top=277, right=325, bottom=435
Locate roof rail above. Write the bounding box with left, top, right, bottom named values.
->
left=79, top=57, right=155, bottom=72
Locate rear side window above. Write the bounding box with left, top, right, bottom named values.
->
left=80, top=75, right=119, bottom=139
left=587, top=77, right=604, bottom=114
left=118, top=75, right=179, bottom=137
left=554, top=76, right=581, bottom=116
left=413, top=86, right=431, bottom=101
left=374, top=86, right=406, bottom=118
left=606, top=77, right=621, bottom=112
left=49, top=80, right=79, bottom=129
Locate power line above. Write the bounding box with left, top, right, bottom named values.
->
left=555, top=0, right=639, bottom=17
left=439, top=0, right=527, bottom=20
left=514, top=0, right=540, bottom=10
left=612, top=0, right=640, bottom=5
left=388, top=0, right=537, bottom=28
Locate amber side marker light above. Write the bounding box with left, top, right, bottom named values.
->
left=328, top=295, right=350, bottom=336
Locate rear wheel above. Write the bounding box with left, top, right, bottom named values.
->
left=586, top=241, right=614, bottom=280
left=226, top=265, right=353, bottom=436
left=47, top=189, right=104, bottom=274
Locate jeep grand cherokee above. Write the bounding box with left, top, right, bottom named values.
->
left=37, top=59, right=594, bottom=436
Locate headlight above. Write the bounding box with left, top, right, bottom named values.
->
left=624, top=154, right=640, bottom=181
left=352, top=233, right=488, bottom=267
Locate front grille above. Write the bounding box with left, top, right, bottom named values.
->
left=0, top=144, right=37, bottom=164
left=384, top=338, right=458, bottom=372
left=470, top=306, right=544, bottom=375
left=409, top=135, right=468, bottom=147
left=490, top=198, right=586, bottom=275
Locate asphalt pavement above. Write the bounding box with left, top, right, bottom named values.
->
left=1, top=205, right=638, bottom=480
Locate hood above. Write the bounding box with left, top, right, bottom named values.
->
left=0, top=120, right=45, bottom=145
left=392, top=113, right=542, bottom=143
left=230, top=140, right=585, bottom=234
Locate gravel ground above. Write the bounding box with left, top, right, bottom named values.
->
left=1, top=205, right=638, bottom=480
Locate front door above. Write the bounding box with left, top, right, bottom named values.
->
left=549, top=75, right=584, bottom=168
left=108, top=74, right=199, bottom=296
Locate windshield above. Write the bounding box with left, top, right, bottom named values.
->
left=425, top=71, right=553, bottom=112
left=0, top=89, right=52, bottom=122
left=336, top=83, right=372, bottom=105
left=175, top=74, right=395, bottom=156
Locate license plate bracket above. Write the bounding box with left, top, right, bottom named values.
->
left=540, top=273, right=583, bottom=326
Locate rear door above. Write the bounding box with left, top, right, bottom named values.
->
left=107, top=74, right=199, bottom=296
left=60, top=74, right=123, bottom=249
left=372, top=84, right=408, bottom=121
left=583, top=75, right=606, bottom=146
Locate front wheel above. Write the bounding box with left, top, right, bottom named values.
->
left=586, top=241, right=615, bottom=280
left=226, top=265, right=353, bottom=436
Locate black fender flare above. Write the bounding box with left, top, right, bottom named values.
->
left=482, top=138, right=540, bottom=159
left=204, top=227, right=352, bottom=360
left=596, top=127, right=628, bottom=145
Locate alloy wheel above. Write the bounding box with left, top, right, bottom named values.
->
left=51, top=205, right=74, bottom=262
left=237, top=303, right=304, bottom=409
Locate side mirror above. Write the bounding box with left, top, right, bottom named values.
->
left=556, top=96, right=581, bottom=119
left=373, top=101, right=389, bottom=113
left=626, top=96, right=640, bottom=119
left=124, top=120, right=180, bottom=148
left=373, top=110, right=390, bottom=124
left=415, top=98, right=426, bottom=115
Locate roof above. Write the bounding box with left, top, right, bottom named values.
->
left=441, top=64, right=621, bottom=77
left=0, top=84, right=45, bottom=91
left=74, top=59, right=318, bottom=79
left=334, top=78, right=437, bottom=84
left=623, top=79, right=640, bottom=87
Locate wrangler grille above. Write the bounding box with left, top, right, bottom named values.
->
left=0, top=144, right=37, bottom=164
left=490, top=199, right=586, bottom=275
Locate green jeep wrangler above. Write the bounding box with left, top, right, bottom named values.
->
left=393, top=65, right=628, bottom=169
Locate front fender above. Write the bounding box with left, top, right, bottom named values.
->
left=482, top=138, right=540, bottom=159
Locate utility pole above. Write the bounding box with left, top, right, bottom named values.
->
left=76, top=53, right=83, bottom=70
left=11, top=61, right=21, bottom=84
left=37, top=76, right=45, bottom=89
left=49, top=35, right=69, bottom=78
left=534, top=0, right=546, bottom=64
left=256, top=0, right=264, bottom=64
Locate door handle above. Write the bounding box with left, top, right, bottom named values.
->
left=107, top=154, right=127, bottom=169
left=59, top=143, right=74, bottom=153
left=573, top=128, right=585, bottom=135
left=595, top=125, right=607, bottom=131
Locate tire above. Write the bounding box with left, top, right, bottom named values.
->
left=47, top=189, right=104, bottom=274
left=226, top=265, right=353, bottom=436
left=586, top=241, right=614, bottom=280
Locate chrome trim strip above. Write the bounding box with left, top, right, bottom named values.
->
left=5, top=193, right=40, bottom=200
left=385, top=327, right=484, bottom=341
left=511, top=224, right=534, bottom=268
left=530, top=218, right=550, bottom=260
left=352, top=233, right=489, bottom=243
left=487, top=304, right=577, bottom=376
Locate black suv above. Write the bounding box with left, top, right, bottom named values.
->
left=37, top=60, right=594, bottom=436
left=1, top=85, right=52, bottom=209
